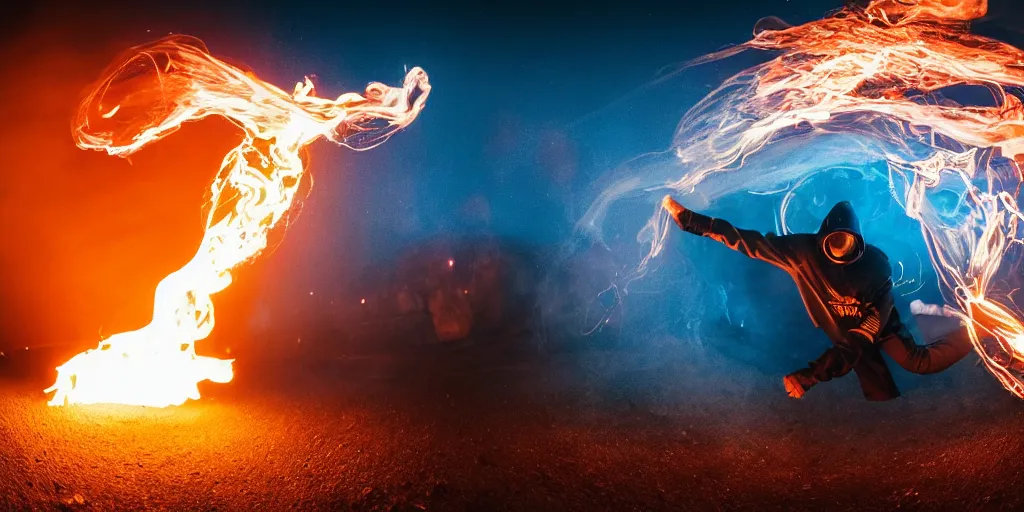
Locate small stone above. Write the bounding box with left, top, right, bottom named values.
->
left=63, top=494, right=86, bottom=506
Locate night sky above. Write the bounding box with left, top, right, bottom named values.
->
left=2, top=1, right=1024, bottom=352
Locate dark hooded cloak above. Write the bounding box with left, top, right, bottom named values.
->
left=673, top=201, right=900, bottom=400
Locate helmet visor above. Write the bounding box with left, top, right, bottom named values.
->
left=823, top=231, right=859, bottom=264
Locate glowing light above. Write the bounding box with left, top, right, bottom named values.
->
left=448, top=258, right=455, bottom=268
left=586, top=0, right=1024, bottom=396
left=360, top=298, right=366, bottom=305
left=45, top=35, right=430, bottom=407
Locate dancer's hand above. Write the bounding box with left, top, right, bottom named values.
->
left=662, top=195, right=686, bottom=218
left=910, top=299, right=958, bottom=318
left=783, top=374, right=807, bottom=399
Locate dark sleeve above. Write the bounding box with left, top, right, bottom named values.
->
left=802, top=340, right=863, bottom=383
left=672, top=208, right=794, bottom=271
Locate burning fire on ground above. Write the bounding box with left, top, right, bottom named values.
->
left=45, top=36, right=430, bottom=407
left=584, top=0, right=1024, bottom=396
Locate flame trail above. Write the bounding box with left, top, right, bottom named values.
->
left=580, top=0, right=1024, bottom=396
left=45, top=35, right=430, bottom=407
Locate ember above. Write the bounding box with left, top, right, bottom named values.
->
left=44, top=36, right=430, bottom=407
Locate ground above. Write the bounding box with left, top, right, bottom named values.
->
left=2, top=336, right=1023, bottom=511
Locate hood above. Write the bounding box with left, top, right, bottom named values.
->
left=817, top=201, right=865, bottom=265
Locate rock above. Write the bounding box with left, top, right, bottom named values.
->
left=61, top=494, right=86, bottom=507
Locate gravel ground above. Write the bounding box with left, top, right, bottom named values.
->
left=2, top=337, right=1024, bottom=511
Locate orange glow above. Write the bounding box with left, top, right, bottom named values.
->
left=864, top=0, right=988, bottom=23
left=625, top=0, right=1024, bottom=396
left=44, top=35, right=430, bottom=407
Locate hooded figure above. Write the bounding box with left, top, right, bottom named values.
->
left=662, top=196, right=973, bottom=400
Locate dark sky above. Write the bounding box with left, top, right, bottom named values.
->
left=2, top=0, right=1023, bottom=350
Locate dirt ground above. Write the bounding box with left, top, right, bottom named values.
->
left=2, top=335, right=1023, bottom=511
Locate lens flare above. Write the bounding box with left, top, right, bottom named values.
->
left=45, top=35, right=430, bottom=407
left=581, top=0, right=1024, bottom=396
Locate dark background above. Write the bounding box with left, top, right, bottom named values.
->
left=1, top=0, right=1023, bottom=388
left=1, top=0, right=1022, bottom=354
left=0, top=0, right=948, bottom=350
left=4, top=2, right=1024, bottom=510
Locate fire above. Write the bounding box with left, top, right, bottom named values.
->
left=45, top=35, right=430, bottom=407
left=588, top=1, right=1024, bottom=396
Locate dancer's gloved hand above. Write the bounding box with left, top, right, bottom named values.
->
left=662, top=195, right=687, bottom=226
left=909, top=299, right=959, bottom=318
left=783, top=371, right=815, bottom=399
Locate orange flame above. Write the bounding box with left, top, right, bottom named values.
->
left=45, top=36, right=430, bottom=407
left=585, top=1, right=1024, bottom=396
left=864, top=0, right=988, bottom=23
